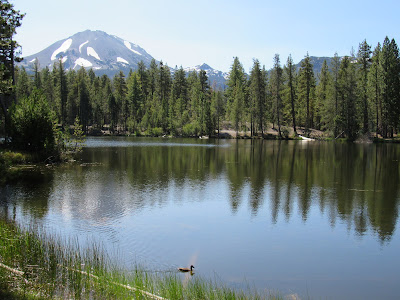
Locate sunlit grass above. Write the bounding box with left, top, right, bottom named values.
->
left=0, top=217, right=282, bottom=299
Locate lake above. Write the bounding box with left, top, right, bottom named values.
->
left=1, top=137, right=399, bottom=299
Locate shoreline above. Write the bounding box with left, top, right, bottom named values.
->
left=0, top=217, right=282, bottom=300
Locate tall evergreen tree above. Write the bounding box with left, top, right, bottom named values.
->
left=368, top=43, right=382, bottom=136
left=270, top=54, right=283, bottom=137
left=137, top=61, right=148, bottom=93
left=106, top=80, right=118, bottom=132
left=297, top=53, right=315, bottom=133
left=0, top=0, right=24, bottom=104
left=284, top=55, right=297, bottom=135
left=338, top=56, right=359, bottom=140
left=55, top=58, right=68, bottom=128
left=169, top=67, right=188, bottom=133
left=211, top=89, right=225, bottom=137
left=32, top=58, right=42, bottom=89
left=198, top=70, right=212, bottom=136
left=99, top=74, right=112, bottom=126
left=357, top=39, right=372, bottom=134
left=225, top=57, right=247, bottom=135
left=15, top=66, right=31, bottom=100
left=41, top=66, right=55, bottom=111
left=127, top=71, right=144, bottom=129
left=66, top=70, right=78, bottom=125
left=249, top=59, right=266, bottom=136
left=380, top=37, right=400, bottom=137
left=147, top=59, right=158, bottom=98
left=157, top=61, right=171, bottom=131
left=316, top=60, right=332, bottom=131
left=77, top=67, right=90, bottom=133
left=113, top=71, right=127, bottom=131
left=90, top=75, right=104, bottom=129
left=331, top=52, right=341, bottom=137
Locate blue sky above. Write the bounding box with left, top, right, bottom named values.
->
left=13, top=0, right=400, bottom=72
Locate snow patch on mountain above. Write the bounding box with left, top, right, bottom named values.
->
left=124, top=40, right=141, bottom=56
left=29, top=58, right=36, bottom=63
left=51, top=38, right=72, bottom=60
left=79, top=40, right=89, bottom=53
left=87, top=47, right=101, bottom=60
left=117, top=57, right=129, bottom=64
left=74, top=57, right=92, bottom=69
left=62, top=56, right=68, bottom=63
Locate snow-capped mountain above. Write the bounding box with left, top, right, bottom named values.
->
left=184, top=63, right=228, bottom=89
left=18, top=30, right=155, bottom=77
left=18, top=30, right=228, bottom=88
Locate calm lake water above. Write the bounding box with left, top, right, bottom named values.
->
left=1, top=137, right=400, bottom=299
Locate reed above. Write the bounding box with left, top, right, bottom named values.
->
left=0, top=217, right=282, bottom=299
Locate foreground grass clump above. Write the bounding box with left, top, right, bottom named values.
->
left=0, top=218, right=281, bottom=299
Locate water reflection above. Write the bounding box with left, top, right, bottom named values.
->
left=1, top=139, right=399, bottom=244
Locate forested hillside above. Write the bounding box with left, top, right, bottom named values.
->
left=7, top=37, right=400, bottom=140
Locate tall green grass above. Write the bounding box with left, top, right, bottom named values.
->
left=0, top=218, right=282, bottom=299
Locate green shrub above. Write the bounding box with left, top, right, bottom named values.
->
left=182, top=122, right=200, bottom=137
left=152, top=127, right=164, bottom=136
left=9, top=89, right=56, bottom=156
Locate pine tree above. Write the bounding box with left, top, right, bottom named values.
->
left=284, top=55, right=297, bottom=135
left=106, top=80, right=118, bottom=133
left=198, top=70, right=212, bottom=136
left=77, top=67, right=90, bottom=133
left=0, top=0, right=24, bottom=119
left=157, top=61, right=171, bottom=131
left=15, top=66, right=31, bottom=100
left=271, top=54, right=283, bottom=137
left=169, top=67, right=188, bottom=133
left=338, top=56, right=359, bottom=140
left=249, top=59, right=266, bottom=136
left=380, top=37, right=400, bottom=137
left=127, top=71, right=144, bottom=131
left=183, top=71, right=199, bottom=135
left=113, top=71, right=127, bottom=132
left=32, top=58, right=42, bottom=89
left=297, top=53, right=315, bottom=133
left=147, top=59, right=158, bottom=98
left=368, top=43, right=382, bottom=136
left=331, top=53, right=341, bottom=137
left=357, top=39, right=372, bottom=134
left=55, top=58, right=68, bottom=128
left=66, top=69, right=78, bottom=125
left=41, top=66, right=55, bottom=111
left=211, top=89, right=225, bottom=137
left=316, top=60, right=332, bottom=131
left=225, top=57, right=247, bottom=135
left=90, top=75, right=104, bottom=129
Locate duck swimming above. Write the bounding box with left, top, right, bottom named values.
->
left=178, top=265, right=195, bottom=272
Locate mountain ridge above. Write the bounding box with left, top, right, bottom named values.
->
left=18, top=30, right=337, bottom=88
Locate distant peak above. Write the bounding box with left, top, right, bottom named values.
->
left=199, top=63, right=212, bottom=70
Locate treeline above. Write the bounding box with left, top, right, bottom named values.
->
left=13, top=60, right=223, bottom=137
left=10, top=36, right=400, bottom=140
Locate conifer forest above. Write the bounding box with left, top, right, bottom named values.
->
left=5, top=37, right=400, bottom=141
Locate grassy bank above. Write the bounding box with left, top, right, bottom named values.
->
left=0, top=217, right=281, bottom=299
left=0, top=150, right=32, bottom=183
